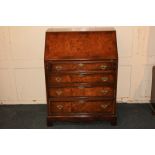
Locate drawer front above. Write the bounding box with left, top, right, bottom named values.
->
left=49, top=86, right=114, bottom=97
left=49, top=62, right=114, bottom=72
left=49, top=100, right=114, bottom=114
left=48, top=73, right=114, bottom=83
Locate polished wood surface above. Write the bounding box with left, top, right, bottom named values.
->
left=48, top=73, right=114, bottom=83
left=45, top=31, right=118, bottom=60
left=49, top=101, right=114, bottom=114
left=48, top=61, right=114, bottom=71
left=48, top=86, right=113, bottom=97
left=44, top=28, right=118, bottom=126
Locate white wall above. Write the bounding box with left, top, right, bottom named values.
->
left=0, top=26, right=154, bottom=104
left=116, top=26, right=153, bottom=103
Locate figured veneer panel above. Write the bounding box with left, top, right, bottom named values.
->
left=48, top=73, right=114, bottom=84
left=49, top=62, right=114, bottom=72
left=45, top=31, right=118, bottom=60
left=71, top=101, right=114, bottom=113
left=48, top=86, right=113, bottom=97
left=49, top=100, right=114, bottom=114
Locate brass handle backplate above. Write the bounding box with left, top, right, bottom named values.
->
left=100, top=104, right=108, bottom=109
left=55, top=65, right=62, bottom=71
left=57, top=105, right=63, bottom=110
left=100, top=65, right=107, bottom=70
left=56, top=89, right=62, bottom=96
left=79, top=63, right=84, bottom=67
left=101, top=89, right=108, bottom=94
left=56, top=77, right=61, bottom=82
left=101, top=77, right=108, bottom=82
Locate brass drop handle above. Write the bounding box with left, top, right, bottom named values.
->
left=55, top=65, right=62, bottom=71
left=57, top=105, right=63, bottom=110
left=101, top=77, right=108, bottom=82
left=78, top=63, right=84, bottom=67
left=100, top=104, right=108, bottom=109
left=56, top=89, right=62, bottom=96
left=100, top=65, right=107, bottom=70
left=56, top=77, right=61, bottom=82
left=101, top=89, right=108, bottom=94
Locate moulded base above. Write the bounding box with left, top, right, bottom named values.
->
left=47, top=114, right=117, bottom=127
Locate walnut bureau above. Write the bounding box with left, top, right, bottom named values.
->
left=44, top=27, right=118, bottom=126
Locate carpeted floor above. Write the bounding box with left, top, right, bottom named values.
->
left=0, top=103, right=154, bottom=129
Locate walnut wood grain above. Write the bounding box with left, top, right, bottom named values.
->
left=48, top=86, right=113, bottom=97
left=49, top=96, right=114, bottom=102
left=48, top=73, right=114, bottom=83
left=71, top=101, right=114, bottom=113
left=49, top=100, right=114, bottom=114
left=49, top=62, right=114, bottom=72
left=45, top=31, right=118, bottom=60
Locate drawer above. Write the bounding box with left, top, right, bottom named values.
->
left=48, top=100, right=114, bottom=114
left=48, top=73, right=114, bottom=84
left=48, top=86, right=114, bottom=97
left=48, top=61, right=114, bottom=72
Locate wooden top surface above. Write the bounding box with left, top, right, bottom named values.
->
left=45, top=29, right=118, bottom=60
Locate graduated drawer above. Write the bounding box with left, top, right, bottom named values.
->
left=48, top=86, right=114, bottom=97
left=48, top=61, right=114, bottom=72
left=48, top=73, right=114, bottom=84
left=49, top=100, right=114, bottom=114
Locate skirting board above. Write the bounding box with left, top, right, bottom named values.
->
left=0, top=100, right=151, bottom=105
